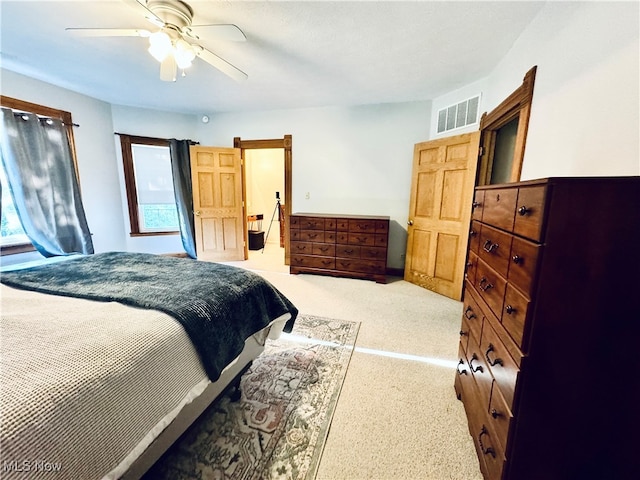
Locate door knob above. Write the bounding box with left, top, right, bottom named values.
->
left=194, top=210, right=201, bottom=216
left=407, top=220, right=413, bottom=226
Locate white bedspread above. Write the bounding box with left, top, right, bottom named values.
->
left=0, top=284, right=213, bottom=480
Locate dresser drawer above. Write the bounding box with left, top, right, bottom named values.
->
left=298, top=230, right=329, bottom=242
left=475, top=259, right=507, bottom=320
left=508, top=236, right=540, bottom=298
left=455, top=343, right=474, bottom=404
left=479, top=224, right=513, bottom=278
left=374, top=233, right=388, bottom=247
left=514, top=185, right=546, bottom=241
left=290, top=255, right=335, bottom=270
left=349, top=219, right=376, bottom=233
left=469, top=221, right=481, bottom=253
left=488, top=381, right=513, bottom=455
left=482, top=188, right=517, bottom=232
left=336, top=219, right=350, bottom=231
left=462, top=285, right=483, bottom=344
left=374, top=220, right=389, bottom=233
left=296, top=216, right=326, bottom=230
left=361, top=246, right=386, bottom=261
left=502, top=284, right=530, bottom=350
left=474, top=423, right=506, bottom=480
left=335, top=244, right=361, bottom=258
left=465, top=251, right=478, bottom=285
left=335, top=258, right=385, bottom=274
left=290, top=241, right=312, bottom=255
left=348, top=233, right=375, bottom=246
left=313, top=243, right=335, bottom=257
left=472, top=190, right=485, bottom=221
left=324, top=218, right=337, bottom=230
left=467, top=334, right=493, bottom=414
left=481, top=319, right=520, bottom=410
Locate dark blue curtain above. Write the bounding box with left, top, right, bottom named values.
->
left=0, top=108, right=93, bottom=257
left=169, top=139, right=196, bottom=258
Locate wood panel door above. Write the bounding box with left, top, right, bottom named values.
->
left=190, top=146, right=246, bottom=261
left=404, top=132, right=480, bottom=300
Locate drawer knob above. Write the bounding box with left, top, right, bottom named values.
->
left=469, top=229, right=477, bottom=237
left=518, top=205, right=531, bottom=216
left=460, top=330, right=468, bottom=337
left=505, top=304, right=516, bottom=315
left=490, top=409, right=503, bottom=419
left=512, top=254, right=522, bottom=264
left=472, top=201, right=482, bottom=209
left=478, top=426, right=496, bottom=458
left=464, top=306, right=477, bottom=320
left=482, top=239, right=499, bottom=253
left=457, top=359, right=468, bottom=376
left=485, top=343, right=504, bottom=367
left=479, top=277, right=493, bottom=291
left=470, top=353, right=484, bottom=373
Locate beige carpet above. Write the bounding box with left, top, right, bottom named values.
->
left=222, top=247, right=483, bottom=480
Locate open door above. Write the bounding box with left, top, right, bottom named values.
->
left=404, top=132, right=480, bottom=300
left=190, top=146, right=246, bottom=261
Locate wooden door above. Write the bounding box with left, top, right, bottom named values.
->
left=404, top=132, right=480, bottom=300
left=190, top=146, right=246, bottom=261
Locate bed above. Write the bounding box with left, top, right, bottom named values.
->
left=0, top=252, right=298, bottom=480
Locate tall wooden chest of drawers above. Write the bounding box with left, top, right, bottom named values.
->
left=289, top=213, right=389, bottom=283
left=454, top=177, right=640, bottom=480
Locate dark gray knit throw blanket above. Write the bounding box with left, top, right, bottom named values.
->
left=1, top=252, right=298, bottom=381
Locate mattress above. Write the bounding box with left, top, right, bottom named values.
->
left=0, top=284, right=289, bottom=479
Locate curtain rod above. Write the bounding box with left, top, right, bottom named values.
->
left=7, top=108, right=79, bottom=127
left=114, top=133, right=198, bottom=144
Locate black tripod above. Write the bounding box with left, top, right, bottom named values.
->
left=262, top=191, right=281, bottom=253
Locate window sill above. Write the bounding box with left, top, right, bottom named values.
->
left=129, top=231, right=180, bottom=237
left=1, top=243, right=36, bottom=256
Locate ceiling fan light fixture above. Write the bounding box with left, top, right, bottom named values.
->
left=174, top=38, right=196, bottom=69
left=148, top=30, right=172, bottom=61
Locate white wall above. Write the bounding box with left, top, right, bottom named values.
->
left=195, top=100, right=432, bottom=269
left=0, top=69, right=127, bottom=264
left=432, top=1, right=639, bottom=178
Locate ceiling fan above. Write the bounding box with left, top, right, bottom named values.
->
left=66, top=0, right=248, bottom=82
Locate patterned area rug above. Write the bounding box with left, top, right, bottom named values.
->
left=144, top=314, right=359, bottom=480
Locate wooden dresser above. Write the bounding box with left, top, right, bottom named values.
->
left=454, top=177, right=640, bottom=480
left=289, top=213, right=389, bottom=283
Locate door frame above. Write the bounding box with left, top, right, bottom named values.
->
left=477, top=66, right=537, bottom=185
left=233, top=135, right=292, bottom=264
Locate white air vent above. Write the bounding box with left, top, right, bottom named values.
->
left=437, top=95, right=480, bottom=134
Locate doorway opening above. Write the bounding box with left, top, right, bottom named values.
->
left=234, top=135, right=292, bottom=273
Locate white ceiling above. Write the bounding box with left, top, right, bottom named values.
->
left=0, top=1, right=546, bottom=115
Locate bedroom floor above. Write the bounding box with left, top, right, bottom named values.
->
left=223, top=247, right=483, bottom=480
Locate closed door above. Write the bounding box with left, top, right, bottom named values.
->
left=404, top=132, right=480, bottom=300
left=190, top=146, right=245, bottom=261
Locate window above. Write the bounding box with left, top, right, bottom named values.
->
left=120, top=135, right=179, bottom=236
left=1, top=163, right=30, bottom=247
left=1, top=96, right=79, bottom=255
left=477, top=66, right=537, bottom=185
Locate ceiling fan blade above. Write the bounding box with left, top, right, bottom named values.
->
left=194, top=46, right=248, bottom=82
left=122, top=0, right=165, bottom=28
left=185, top=24, right=246, bottom=42
left=160, top=55, right=177, bottom=82
left=65, top=28, right=151, bottom=37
